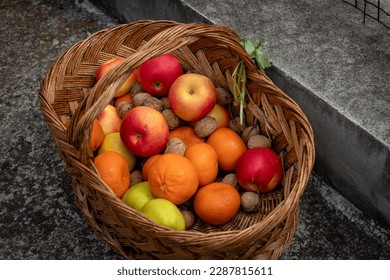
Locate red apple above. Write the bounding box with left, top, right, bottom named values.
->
left=96, top=57, right=138, bottom=97
left=235, top=148, right=283, bottom=193
left=120, top=106, right=169, bottom=157
left=168, top=73, right=217, bottom=122
left=97, top=104, right=122, bottom=135
left=206, top=103, right=231, bottom=129
left=138, top=53, right=183, bottom=96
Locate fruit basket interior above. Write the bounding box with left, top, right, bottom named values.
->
left=39, top=20, right=315, bottom=260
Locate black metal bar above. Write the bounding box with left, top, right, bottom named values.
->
left=343, top=0, right=390, bottom=29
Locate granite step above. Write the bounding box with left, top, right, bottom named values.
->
left=89, top=0, right=390, bottom=227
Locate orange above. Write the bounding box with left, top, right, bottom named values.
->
left=93, top=151, right=130, bottom=198
left=90, top=119, right=104, bottom=151
left=207, top=127, right=247, bottom=172
left=168, top=126, right=205, bottom=148
left=148, top=153, right=199, bottom=205
left=141, top=154, right=162, bottom=181
left=114, top=93, right=132, bottom=107
left=185, top=143, right=218, bottom=187
left=193, top=182, right=240, bottom=225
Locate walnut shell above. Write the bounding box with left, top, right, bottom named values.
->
left=164, top=137, right=186, bottom=156
left=161, top=97, right=171, bottom=109
left=241, top=126, right=260, bottom=143
left=132, top=92, right=151, bottom=107
left=130, top=170, right=143, bottom=187
left=180, top=209, right=196, bottom=229
left=216, top=87, right=233, bottom=105
left=221, top=173, right=239, bottom=189
left=240, top=192, right=260, bottom=212
left=228, top=116, right=246, bottom=135
left=116, top=101, right=134, bottom=118
left=194, top=116, right=217, bottom=138
left=247, top=134, right=272, bottom=149
left=130, top=81, right=142, bottom=97
left=162, top=109, right=182, bottom=130
left=143, top=96, right=165, bottom=112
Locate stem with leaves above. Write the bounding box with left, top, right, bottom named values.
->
left=232, top=38, right=272, bottom=125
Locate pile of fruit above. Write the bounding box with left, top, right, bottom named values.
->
left=85, top=53, right=283, bottom=231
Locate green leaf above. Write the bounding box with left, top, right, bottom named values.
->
left=244, top=40, right=256, bottom=57
left=238, top=38, right=272, bottom=74
left=254, top=47, right=272, bottom=73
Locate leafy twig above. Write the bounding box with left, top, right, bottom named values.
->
left=232, top=38, right=272, bottom=125
left=238, top=38, right=272, bottom=74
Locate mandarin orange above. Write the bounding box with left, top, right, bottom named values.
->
left=193, top=182, right=241, bottom=225
left=141, top=154, right=162, bottom=181
left=148, top=153, right=199, bottom=205
left=207, top=127, right=247, bottom=172
left=93, top=151, right=130, bottom=197
left=184, top=142, right=218, bottom=187
left=90, top=119, right=105, bottom=151
left=168, top=126, right=205, bottom=148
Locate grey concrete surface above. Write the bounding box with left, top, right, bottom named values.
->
left=1, top=0, right=390, bottom=259
left=91, top=0, right=390, bottom=229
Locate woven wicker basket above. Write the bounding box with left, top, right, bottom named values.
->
left=39, top=20, right=315, bottom=259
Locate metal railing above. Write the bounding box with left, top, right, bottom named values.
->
left=342, top=0, right=390, bottom=29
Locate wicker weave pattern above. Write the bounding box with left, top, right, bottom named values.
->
left=39, top=20, right=315, bottom=259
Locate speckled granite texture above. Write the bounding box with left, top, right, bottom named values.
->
left=1, top=0, right=390, bottom=259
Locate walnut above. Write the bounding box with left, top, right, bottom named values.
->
left=247, top=135, right=272, bottom=149
left=132, top=92, right=151, bottom=106
left=162, top=109, right=182, bottom=130
left=164, top=137, right=186, bottom=156
left=180, top=209, right=196, bottom=229
left=216, top=87, right=233, bottom=105
left=221, top=173, right=239, bottom=189
left=116, top=101, right=134, bottom=118
left=241, top=126, right=260, bottom=143
left=228, top=116, right=246, bottom=135
left=194, top=116, right=217, bottom=138
left=161, top=97, right=171, bottom=109
left=143, top=96, right=165, bottom=112
left=130, top=170, right=143, bottom=187
left=240, top=192, right=260, bottom=212
left=130, top=81, right=142, bottom=97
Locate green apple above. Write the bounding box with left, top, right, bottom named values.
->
left=122, top=181, right=155, bottom=211
left=141, top=198, right=185, bottom=230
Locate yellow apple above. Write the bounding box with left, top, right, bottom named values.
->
left=98, top=132, right=136, bottom=171
left=206, top=103, right=231, bottom=129
left=168, top=73, right=216, bottom=122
